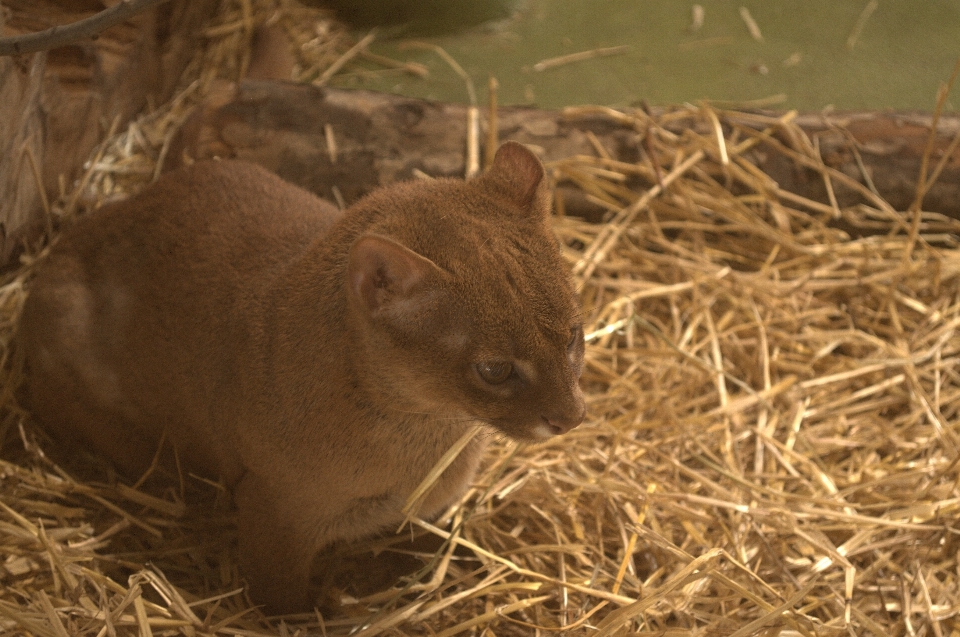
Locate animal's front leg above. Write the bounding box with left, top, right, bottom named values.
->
left=233, top=471, right=328, bottom=615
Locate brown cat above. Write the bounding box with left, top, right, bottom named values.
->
left=18, top=142, right=585, bottom=614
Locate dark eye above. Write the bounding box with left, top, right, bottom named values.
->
left=568, top=325, right=583, bottom=350
left=476, top=361, right=513, bottom=385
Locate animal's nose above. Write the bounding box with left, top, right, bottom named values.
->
left=543, top=405, right=586, bottom=435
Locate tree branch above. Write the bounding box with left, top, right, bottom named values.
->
left=0, top=0, right=172, bottom=57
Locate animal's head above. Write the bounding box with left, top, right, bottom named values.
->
left=346, top=142, right=585, bottom=440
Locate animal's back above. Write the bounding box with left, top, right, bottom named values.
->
left=19, top=160, right=342, bottom=479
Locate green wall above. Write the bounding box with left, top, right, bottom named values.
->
left=331, top=0, right=960, bottom=111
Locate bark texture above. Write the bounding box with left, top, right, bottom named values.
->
left=0, top=0, right=218, bottom=264
left=171, top=80, right=960, bottom=221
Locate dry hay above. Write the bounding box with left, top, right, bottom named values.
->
left=3, top=3, right=960, bottom=636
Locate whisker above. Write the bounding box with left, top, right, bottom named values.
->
left=381, top=402, right=479, bottom=425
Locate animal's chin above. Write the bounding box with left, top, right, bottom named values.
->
left=488, top=420, right=558, bottom=442
left=529, top=422, right=558, bottom=441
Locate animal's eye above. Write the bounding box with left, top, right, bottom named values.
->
left=568, top=325, right=583, bottom=350
left=476, top=361, right=513, bottom=385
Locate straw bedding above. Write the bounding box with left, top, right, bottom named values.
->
left=1, top=2, right=959, bottom=635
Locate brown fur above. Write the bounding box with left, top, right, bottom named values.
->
left=18, top=142, right=585, bottom=613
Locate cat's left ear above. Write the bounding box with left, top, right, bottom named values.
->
left=479, top=141, right=551, bottom=218
left=347, top=234, right=445, bottom=327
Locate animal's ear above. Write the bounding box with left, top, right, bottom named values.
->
left=347, top=234, right=444, bottom=324
left=480, top=141, right=550, bottom=217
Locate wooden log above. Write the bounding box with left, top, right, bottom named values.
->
left=758, top=111, right=960, bottom=216
left=171, top=80, right=960, bottom=221
left=0, top=51, right=46, bottom=265
left=169, top=79, right=642, bottom=220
